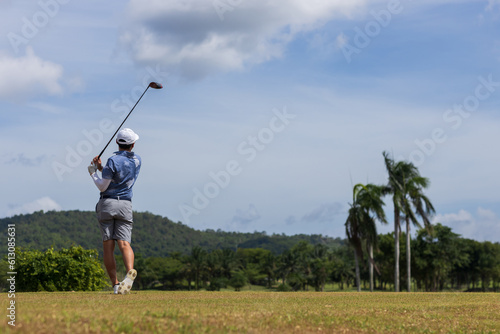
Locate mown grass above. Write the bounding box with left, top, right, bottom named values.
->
left=2, top=291, right=499, bottom=333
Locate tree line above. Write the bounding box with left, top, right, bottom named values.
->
left=2, top=225, right=499, bottom=292
left=122, top=225, right=500, bottom=292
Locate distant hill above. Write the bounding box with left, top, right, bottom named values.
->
left=0, top=210, right=344, bottom=257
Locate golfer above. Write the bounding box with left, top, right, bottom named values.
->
left=88, top=128, right=141, bottom=294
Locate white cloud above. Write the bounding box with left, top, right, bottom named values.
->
left=7, top=196, right=62, bottom=217
left=230, top=203, right=261, bottom=225
left=433, top=208, right=500, bottom=242
left=477, top=207, right=497, bottom=220
left=335, top=32, right=349, bottom=50
left=301, top=202, right=344, bottom=223
left=285, top=202, right=345, bottom=226
left=117, top=0, right=476, bottom=80
left=27, top=102, right=69, bottom=114
left=0, top=47, right=64, bottom=100
left=434, top=210, right=474, bottom=224
left=118, top=0, right=367, bottom=80
left=486, top=0, right=500, bottom=11
left=285, top=215, right=298, bottom=226
left=5, top=153, right=47, bottom=167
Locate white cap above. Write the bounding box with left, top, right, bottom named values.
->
left=116, top=128, right=139, bottom=145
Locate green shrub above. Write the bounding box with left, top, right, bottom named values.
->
left=15, top=246, right=108, bottom=292
left=207, top=277, right=228, bottom=291
left=276, top=283, right=292, bottom=292
left=229, top=271, right=248, bottom=291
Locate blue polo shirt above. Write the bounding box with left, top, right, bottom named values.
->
left=101, top=151, right=141, bottom=199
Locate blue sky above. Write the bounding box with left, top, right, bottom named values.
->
left=1, top=0, right=500, bottom=242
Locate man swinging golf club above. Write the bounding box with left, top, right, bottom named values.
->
left=88, top=128, right=141, bottom=294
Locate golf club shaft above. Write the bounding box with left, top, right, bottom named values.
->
left=97, top=86, right=150, bottom=160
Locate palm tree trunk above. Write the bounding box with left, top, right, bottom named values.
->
left=394, top=207, right=400, bottom=292
left=406, top=217, right=411, bottom=292
left=369, top=244, right=374, bottom=292
left=354, top=250, right=361, bottom=292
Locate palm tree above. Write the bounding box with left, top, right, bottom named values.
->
left=220, top=248, right=237, bottom=280
left=401, top=178, right=435, bottom=292
left=205, top=250, right=222, bottom=284
left=261, top=252, right=277, bottom=288
left=188, top=246, right=206, bottom=290
left=383, top=151, right=403, bottom=292
left=311, top=244, right=329, bottom=292
left=345, top=183, right=387, bottom=292
left=277, top=249, right=299, bottom=286
left=383, top=151, right=434, bottom=292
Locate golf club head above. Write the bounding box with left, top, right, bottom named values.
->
left=149, top=82, right=163, bottom=89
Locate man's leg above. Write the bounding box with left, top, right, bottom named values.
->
left=103, top=239, right=119, bottom=285
left=96, top=199, right=119, bottom=286
left=117, top=240, right=134, bottom=272
left=116, top=239, right=137, bottom=294
left=113, top=201, right=136, bottom=294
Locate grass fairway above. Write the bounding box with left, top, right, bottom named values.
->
left=2, top=291, right=499, bottom=333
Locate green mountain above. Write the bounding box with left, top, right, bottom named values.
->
left=1, top=210, right=344, bottom=257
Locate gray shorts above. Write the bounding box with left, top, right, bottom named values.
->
left=96, top=198, right=133, bottom=243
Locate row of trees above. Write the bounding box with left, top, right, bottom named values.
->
left=3, top=229, right=499, bottom=292
left=128, top=227, right=500, bottom=292
left=130, top=243, right=336, bottom=291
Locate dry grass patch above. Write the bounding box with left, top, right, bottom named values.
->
left=2, top=291, right=499, bottom=333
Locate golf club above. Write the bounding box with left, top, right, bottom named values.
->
left=97, top=82, right=163, bottom=159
